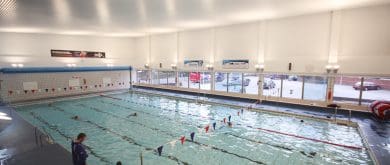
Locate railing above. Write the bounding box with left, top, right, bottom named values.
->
left=34, top=127, right=54, bottom=147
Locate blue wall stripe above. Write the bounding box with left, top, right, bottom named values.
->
left=0, top=66, right=132, bottom=74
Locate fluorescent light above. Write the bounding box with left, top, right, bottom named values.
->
left=0, top=115, right=12, bottom=121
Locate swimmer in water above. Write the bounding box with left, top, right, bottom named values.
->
left=71, top=116, right=79, bottom=120
left=300, top=120, right=304, bottom=123
left=227, top=122, right=233, bottom=128
left=127, top=113, right=137, bottom=118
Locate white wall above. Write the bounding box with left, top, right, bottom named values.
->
left=0, top=33, right=135, bottom=68
left=0, top=4, right=389, bottom=75
left=133, top=4, right=390, bottom=75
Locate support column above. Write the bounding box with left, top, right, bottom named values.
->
left=326, top=75, right=335, bottom=103
left=258, top=73, right=264, bottom=99
left=211, top=71, right=215, bottom=91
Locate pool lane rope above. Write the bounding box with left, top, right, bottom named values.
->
left=76, top=103, right=266, bottom=164
left=96, top=99, right=329, bottom=159
left=100, top=94, right=364, bottom=150
left=49, top=106, right=190, bottom=165
left=29, top=112, right=112, bottom=164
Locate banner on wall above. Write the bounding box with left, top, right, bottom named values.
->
left=69, top=79, right=80, bottom=87
left=222, top=59, right=249, bottom=69
left=51, top=49, right=105, bottom=58
left=23, top=82, right=38, bottom=90
left=184, top=60, right=203, bottom=68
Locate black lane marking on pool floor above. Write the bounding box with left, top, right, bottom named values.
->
left=97, top=98, right=319, bottom=157
left=112, top=97, right=355, bottom=153
left=50, top=106, right=189, bottom=165
left=29, top=112, right=111, bottom=164
left=77, top=103, right=266, bottom=164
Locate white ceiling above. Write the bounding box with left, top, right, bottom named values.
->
left=1, top=0, right=389, bottom=37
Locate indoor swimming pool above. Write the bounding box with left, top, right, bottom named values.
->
left=15, top=92, right=373, bottom=165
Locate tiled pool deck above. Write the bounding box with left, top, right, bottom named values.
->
left=1, top=88, right=389, bottom=164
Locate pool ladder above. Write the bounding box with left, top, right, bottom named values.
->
left=34, top=127, right=54, bottom=147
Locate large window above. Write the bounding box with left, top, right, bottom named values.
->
left=200, top=72, right=211, bottom=90
left=243, top=73, right=258, bottom=95
left=159, top=71, right=168, bottom=85
left=151, top=70, right=159, bottom=85
left=228, top=72, right=242, bottom=93
left=189, top=72, right=200, bottom=89
left=361, top=77, right=390, bottom=105
left=136, top=70, right=149, bottom=84
left=167, top=71, right=176, bottom=86
left=178, top=72, right=189, bottom=88
left=303, top=76, right=327, bottom=101
left=333, top=76, right=361, bottom=104
left=282, top=75, right=303, bottom=99
left=215, top=72, right=227, bottom=92
left=263, top=74, right=282, bottom=97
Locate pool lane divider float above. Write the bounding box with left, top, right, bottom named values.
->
left=100, top=94, right=365, bottom=151
left=49, top=106, right=189, bottom=165
left=75, top=103, right=266, bottom=164
left=29, top=112, right=112, bottom=164
left=97, top=99, right=306, bottom=154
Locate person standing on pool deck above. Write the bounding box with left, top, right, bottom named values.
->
left=72, top=133, right=88, bottom=165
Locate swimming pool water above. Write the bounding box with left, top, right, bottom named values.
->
left=16, top=92, right=373, bottom=165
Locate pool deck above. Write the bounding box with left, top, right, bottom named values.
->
left=133, top=87, right=390, bottom=165
left=0, top=104, right=72, bottom=165
left=1, top=88, right=389, bottom=165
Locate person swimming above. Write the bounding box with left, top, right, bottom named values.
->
left=71, top=116, right=79, bottom=120
left=127, top=113, right=137, bottom=118
left=227, top=122, right=233, bottom=128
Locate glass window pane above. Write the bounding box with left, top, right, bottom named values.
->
left=200, top=72, right=211, bottom=90
left=361, top=77, right=390, bottom=105
left=282, top=75, right=303, bottom=99
left=151, top=70, right=159, bottom=85
left=136, top=70, right=149, bottom=84
left=228, top=72, right=242, bottom=93
left=243, top=73, right=258, bottom=95
left=263, top=74, right=282, bottom=97
left=178, top=72, right=189, bottom=88
left=215, top=72, right=227, bottom=92
left=159, top=71, right=168, bottom=85
left=303, top=76, right=327, bottom=101
left=189, top=72, right=200, bottom=89
left=333, top=76, right=361, bottom=104
left=167, top=71, right=176, bottom=86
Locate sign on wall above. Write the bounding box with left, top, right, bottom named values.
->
left=103, top=77, right=111, bottom=85
left=51, top=49, right=105, bottom=58
left=184, top=60, right=203, bottom=68
left=23, top=82, right=38, bottom=90
left=69, top=79, right=80, bottom=87
left=222, top=59, right=249, bottom=69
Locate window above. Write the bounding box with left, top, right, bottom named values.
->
left=263, top=74, right=282, bottom=97
left=282, top=75, right=303, bottom=99
left=159, top=71, right=168, bottom=85
left=333, top=76, right=361, bottom=104
left=228, top=72, right=242, bottom=93
left=200, top=72, right=211, bottom=90
left=243, top=73, right=258, bottom=95
left=167, top=71, right=176, bottom=86
left=178, top=72, right=189, bottom=88
left=303, top=76, right=327, bottom=101
left=136, top=70, right=149, bottom=84
left=361, top=77, right=390, bottom=105
left=189, top=72, right=200, bottom=89
left=215, top=72, right=227, bottom=92
left=151, top=70, right=159, bottom=85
